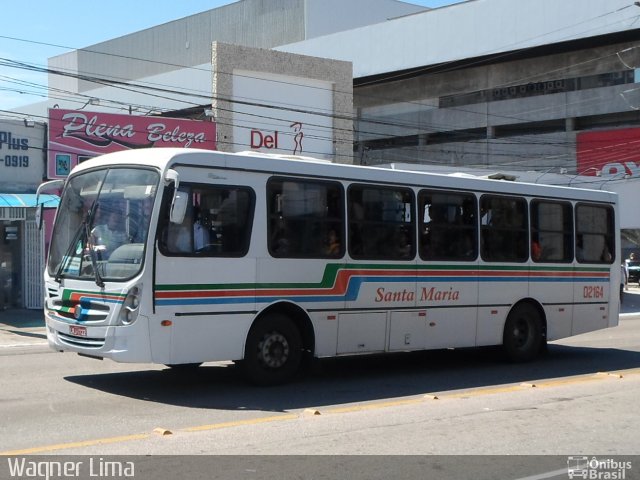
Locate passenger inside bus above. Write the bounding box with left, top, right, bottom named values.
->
left=92, top=211, right=128, bottom=259
left=324, top=229, right=341, bottom=256
left=192, top=206, right=210, bottom=251
left=531, top=235, right=542, bottom=261
left=166, top=207, right=193, bottom=253
left=421, top=203, right=448, bottom=258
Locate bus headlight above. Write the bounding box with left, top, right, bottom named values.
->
left=119, top=285, right=142, bottom=325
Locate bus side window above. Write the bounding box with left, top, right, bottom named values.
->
left=480, top=195, right=527, bottom=262
left=166, top=214, right=194, bottom=253
left=575, top=204, right=614, bottom=264
left=267, top=177, right=344, bottom=258
left=161, top=184, right=254, bottom=257
left=419, top=190, right=477, bottom=261
left=163, top=188, right=194, bottom=254
left=348, top=185, right=415, bottom=260
left=530, top=200, right=573, bottom=263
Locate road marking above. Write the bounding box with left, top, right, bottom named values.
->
left=182, top=413, right=298, bottom=432
left=2, top=367, right=638, bottom=455
left=324, top=397, right=423, bottom=414
left=434, top=384, right=527, bottom=399
left=610, top=367, right=640, bottom=377
left=0, top=433, right=150, bottom=456
left=513, top=468, right=568, bottom=480
left=0, top=342, right=47, bottom=348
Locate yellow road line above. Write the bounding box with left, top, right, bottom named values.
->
left=2, top=367, right=638, bottom=455
left=609, top=367, right=640, bottom=377
left=182, top=413, right=298, bottom=432
left=324, top=397, right=423, bottom=414
left=0, top=433, right=149, bottom=456
left=434, top=384, right=529, bottom=399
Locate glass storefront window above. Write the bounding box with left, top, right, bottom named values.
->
left=0, top=221, right=21, bottom=309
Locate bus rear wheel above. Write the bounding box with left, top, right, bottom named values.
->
left=243, top=313, right=302, bottom=386
left=502, top=303, right=544, bottom=362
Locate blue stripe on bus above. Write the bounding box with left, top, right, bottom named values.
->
left=155, top=274, right=610, bottom=306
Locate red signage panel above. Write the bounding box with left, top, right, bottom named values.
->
left=577, top=128, right=640, bottom=178
left=47, top=108, right=216, bottom=178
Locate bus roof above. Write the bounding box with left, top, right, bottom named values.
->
left=70, top=148, right=617, bottom=204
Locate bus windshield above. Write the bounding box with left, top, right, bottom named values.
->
left=47, top=167, right=160, bottom=282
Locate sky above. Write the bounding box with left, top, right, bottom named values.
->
left=0, top=0, right=464, bottom=112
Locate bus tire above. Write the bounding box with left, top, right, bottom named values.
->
left=243, top=313, right=302, bottom=386
left=502, top=303, right=544, bottom=362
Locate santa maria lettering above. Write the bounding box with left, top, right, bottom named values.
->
left=375, top=287, right=460, bottom=303
left=375, top=287, right=414, bottom=302
left=421, top=286, right=460, bottom=302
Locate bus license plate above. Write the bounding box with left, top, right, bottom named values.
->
left=70, top=325, right=87, bottom=337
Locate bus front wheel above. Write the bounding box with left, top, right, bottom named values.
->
left=502, top=303, right=545, bottom=362
left=243, top=313, right=302, bottom=386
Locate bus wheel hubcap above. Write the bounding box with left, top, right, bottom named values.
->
left=514, top=320, right=528, bottom=347
left=259, top=332, right=289, bottom=368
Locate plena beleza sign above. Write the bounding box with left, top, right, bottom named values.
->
left=47, top=108, right=216, bottom=178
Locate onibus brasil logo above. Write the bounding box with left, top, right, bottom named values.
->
left=567, top=456, right=632, bottom=479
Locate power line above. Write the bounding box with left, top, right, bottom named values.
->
left=0, top=6, right=639, bottom=165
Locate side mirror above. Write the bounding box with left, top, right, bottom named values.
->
left=170, top=189, right=189, bottom=224
left=35, top=179, right=64, bottom=231
left=165, top=169, right=186, bottom=224
left=35, top=204, right=44, bottom=230
left=164, top=169, right=179, bottom=189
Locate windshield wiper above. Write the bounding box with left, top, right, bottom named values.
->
left=54, top=201, right=104, bottom=288
left=84, top=220, right=104, bottom=288
left=83, top=200, right=104, bottom=288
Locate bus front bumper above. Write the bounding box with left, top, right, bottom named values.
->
left=45, top=312, right=152, bottom=363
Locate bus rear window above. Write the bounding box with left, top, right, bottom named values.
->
left=575, top=204, right=614, bottom=264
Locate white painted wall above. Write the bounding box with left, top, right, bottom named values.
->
left=281, top=0, right=640, bottom=78
left=305, top=0, right=427, bottom=38
left=232, top=70, right=334, bottom=158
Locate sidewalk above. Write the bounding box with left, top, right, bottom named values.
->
left=0, top=308, right=47, bottom=348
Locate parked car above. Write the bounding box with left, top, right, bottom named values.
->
left=627, top=260, right=640, bottom=285
left=621, top=264, right=627, bottom=304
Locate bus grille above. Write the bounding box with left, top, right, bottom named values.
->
left=57, top=332, right=106, bottom=349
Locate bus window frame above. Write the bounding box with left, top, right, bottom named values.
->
left=530, top=199, right=574, bottom=263
left=347, top=183, right=416, bottom=261
left=480, top=194, right=529, bottom=263
left=158, top=182, right=256, bottom=258
left=418, top=188, right=478, bottom=262
left=575, top=202, right=615, bottom=265
left=266, top=176, right=345, bottom=260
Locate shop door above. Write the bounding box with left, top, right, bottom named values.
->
left=0, top=221, right=22, bottom=309
left=23, top=220, right=44, bottom=309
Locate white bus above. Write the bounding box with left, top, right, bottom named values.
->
left=42, top=148, right=620, bottom=384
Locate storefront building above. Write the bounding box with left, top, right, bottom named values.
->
left=0, top=119, right=56, bottom=309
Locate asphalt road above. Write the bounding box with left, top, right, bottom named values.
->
left=1, top=294, right=639, bottom=479
left=1, top=320, right=639, bottom=454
